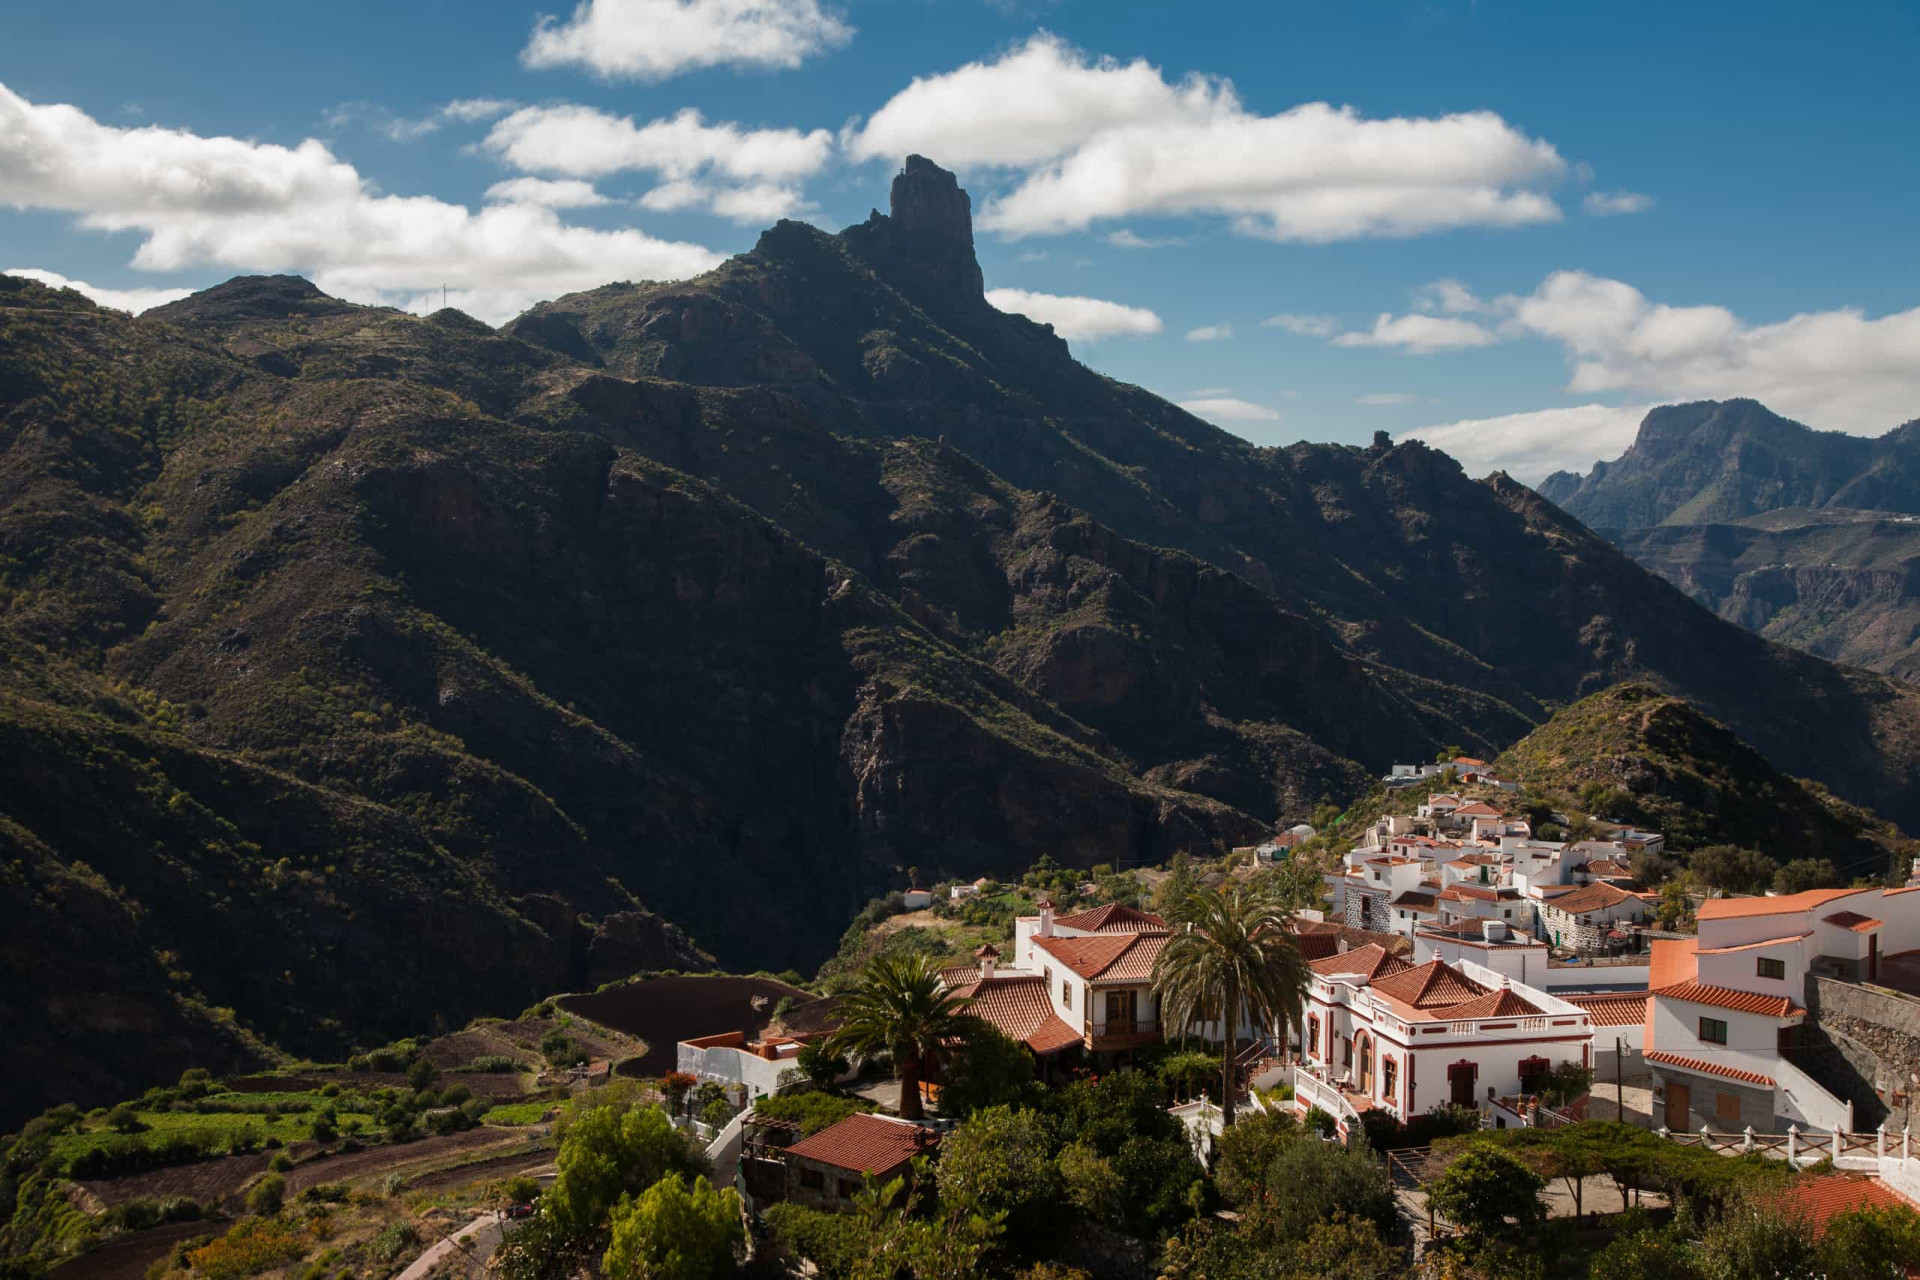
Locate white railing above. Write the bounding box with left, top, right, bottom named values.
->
left=1654, top=1122, right=1904, bottom=1173
left=704, top=1106, right=749, bottom=1171
left=1771, top=1054, right=1856, bottom=1133
left=1293, top=1065, right=1363, bottom=1133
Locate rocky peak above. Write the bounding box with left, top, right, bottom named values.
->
left=842, top=156, right=985, bottom=302
left=891, top=155, right=975, bottom=250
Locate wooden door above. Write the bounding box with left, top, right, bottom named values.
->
left=1104, top=989, right=1135, bottom=1033
left=1448, top=1061, right=1476, bottom=1107
left=1666, top=1082, right=1690, bottom=1131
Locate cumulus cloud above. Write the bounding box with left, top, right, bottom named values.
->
left=482, top=104, right=831, bottom=221
left=328, top=97, right=517, bottom=142
left=1185, top=323, right=1232, bottom=342
left=0, top=83, right=722, bottom=324
left=1262, top=312, right=1340, bottom=337
left=522, top=0, right=853, bottom=80
left=483, top=176, right=610, bottom=207
left=984, top=287, right=1162, bottom=341
left=1583, top=190, right=1654, bottom=216
left=1106, top=229, right=1182, bottom=249
left=1356, top=392, right=1417, bottom=406
left=4, top=267, right=194, bottom=314
left=1501, top=270, right=1920, bottom=435
left=1398, top=404, right=1652, bottom=484
left=1333, top=313, right=1499, bottom=354
left=1413, top=279, right=1484, bottom=314
left=1178, top=396, right=1280, bottom=422
left=848, top=34, right=1567, bottom=242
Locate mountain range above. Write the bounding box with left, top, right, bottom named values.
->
left=1542, top=400, right=1920, bottom=679
left=6, top=156, right=1920, bottom=1123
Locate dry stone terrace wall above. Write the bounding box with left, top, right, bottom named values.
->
left=1804, top=974, right=1920, bottom=1132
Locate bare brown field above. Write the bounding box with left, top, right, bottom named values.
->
left=560, top=975, right=815, bottom=1077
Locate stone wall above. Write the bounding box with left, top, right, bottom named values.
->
left=1804, top=975, right=1920, bottom=1132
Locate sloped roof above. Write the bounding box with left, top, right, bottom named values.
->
left=1644, top=1049, right=1774, bottom=1087
left=1696, top=932, right=1810, bottom=955
left=1443, top=985, right=1546, bottom=1019
left=1053, top=902, right=1167, bottom=933
left=1032, top=930, right=1167, bottom=983
left=945, top=974, right=1081, bottom=1055
left=1696, top=888, right=1872, bottom=921
left=1564, top=992, right=1651, bottom=1026
left=1773, top=1174, right=1915, bottom=1237
left=1389, top=891, right=1439, bottom=912
left=1308, top=943, right=1410, bottom=983
left=1823, top=910, right=1884, bottom=933
left=786, top=1113, right=939, bottom=1175
left=1453, top=802, right=1504, bottom=818
left=1369, top=960, right=1489, bottom=1010
left=1543, top=881, right=1641, bottom=916
left=1653, top=980, right=1804, bottom=1018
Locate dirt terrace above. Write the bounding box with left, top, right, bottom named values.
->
left=560, top=975, right=817, bottom=1077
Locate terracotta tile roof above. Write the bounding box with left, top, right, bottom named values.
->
left=1053, top=903, right=1167, bottom=933
left=1443, top=986, right=1546, bottom=1019
left=1309, top=943, right=1410, bottom=982
left=1453, top=802, right=1504, bottom=818
left=1389, top=891, right=1439, bottom=912
left=1542, top=881, right=1642, bottom=916
left=1292, top=931, right=1341, bottom=961
left=1653, top=979, right=1805, bottom=1018
left=1696, top=932, right=1811, bottom=955
left=1369, top=960, right=1489, bottom=1010
left=1032, top=931, right=1166, bottom=983
left=939, top=964, right=983, bottom=987
left=1586, top=859, right=1633, bottom=877
left=1772, top=1174, right=1915, bottom=1237
left=1696, top=888, right=1873, bottom=921
left=1454, top=758, right=1489, bottom=768
left=1565, top=992, right=1651, bottom=1026
left=1644, top=1049, right=1774, bottom=1087
left=945, top=975, right=1081, bottom=1055
left=786, top=1113, right=939, bottom=1175
left=1824, top=911, right=1884, bottom=933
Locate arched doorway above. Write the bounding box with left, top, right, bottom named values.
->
left=1354, top=1029, right=1375, bottom=1095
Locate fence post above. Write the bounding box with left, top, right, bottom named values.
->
left=1787, top=1124, right=1799, bottom=1165
left=1743, top=1126, right=1755, bottom=1152
left=1701, top=1124, right=1712, bottom=1150
left=1658, top=1126, right=1670, bottom=1141
left=1832, top=1129, right=1843, bottom=1163
left=1879, top=1124, right=1888, bottom=1161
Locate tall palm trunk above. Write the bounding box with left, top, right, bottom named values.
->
left=898, top=1055, right=923, bottom=1121
left=1221, top=975, right=1239, bottom=1128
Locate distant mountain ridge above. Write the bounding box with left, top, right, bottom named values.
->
left=1542, top=401, right=1920, bottom=678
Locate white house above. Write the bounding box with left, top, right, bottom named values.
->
left=1538, top=881, right=1650, bottom=952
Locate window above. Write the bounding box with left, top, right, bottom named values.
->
left=1043, top=966, right=1052, bottom=987
left=1757, top=957, right=1786, bottom=980
left=1382, top=1057, right=1398, bottom=1101
left=1062, top=981, right=1073, bottom=1010
left=1308, top=1016, right=1320, bottom=1056
left=800, top=1169, right=824, bottom=1191
left=1699, top=1017, right=1729, bottom=1045
left=1715, top=1093, right=1742, bottom=1123
left=839, top=1179, right=858, bottom=1200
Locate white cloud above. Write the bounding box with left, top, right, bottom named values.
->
left=1262, top=312, right=1340, bottom=337
left=0, top=83, right=722, bottom=325
left=1398, top=404, right=1652, bottom=484
left=482, top=104, right=831, bottom=221
left=329, top=97, right=517, bottom=143
left=1333, top=313, right=1498, bottom=354
left=1356, top=392, right=1417, bottom=406
left=4, top=267, right=194, bottom=314
left=483, top=176, right=610, bottom=207
left=1178, top=396, right=1279, bottom=422
left=522, top=0, right=853, bottom=80
left=1106, top=229, right=1182, bottom=249
left=1501, top=269, right=1920, bottom=435
left=1583, top=190, right=1654, bottom=216
left=984, top=287, right=1162, bottom=341
left=1185, top=323, right=1232, bottom=342
left=1413, top=278, right=1483, bottom=314
left=848, top=34, right=1567, bottom=242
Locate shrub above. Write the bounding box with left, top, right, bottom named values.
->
left=301, top=1184, right=349, bottom=1204
left=309, top=1113, right=336, bottom=1144
left=764, top=1203, right=871, bottom=1280
left=406, top=1058, right=439, bottom=1091
left=935, top=1106, right=1060, bottom=1242
left=267, top=1154, right=292, bottom=1173
left=752, top=1091, right=874, bottom=1136
left=548, top=1103, right=706, bottom=1233
left=465, top=1055, right=521, bottom=1074
left=602, top=1174, right=743, bottom=1280
left=368, top=1220, right=419, bottom=1264
left=186, top=1217, right=312, bottom=1280
left=246, top=1174, right=286, bottom=1216
left=107, top=1104, right=145, bottom=1134
left=1426, top=1147, right=1546, bottom=1243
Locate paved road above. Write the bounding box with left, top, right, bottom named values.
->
left=395, top=1212, right=513, bottom=1280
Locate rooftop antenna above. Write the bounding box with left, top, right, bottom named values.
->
left=442, top=283, right=447, bottom=310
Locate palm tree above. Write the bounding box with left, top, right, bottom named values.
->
left=828, top=951, right=983, bottom=1121
left=1152, top=879, right=1310, bottom=1127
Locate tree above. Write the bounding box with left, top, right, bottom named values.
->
left=1631, top=848, right=1679, bottom=886
left=602, top=1174, right=741, bottom=1280
left=1251, top=1137, right=1395, bottom=1242
left=1818, top=1203, right=1920, bottom=1279
left=1211, top=1110, right=1299, bottom=1209
left=1158, top=1049, right=1223, bottom=1103
left=936, top=1024, right=1036, bottom=1118
left=795, top=1040, right=849, bottom=1091
left=246, top=1173, right=285, bottom=1216
left=1155, top=852, right=1196, bottom=917
left=933, top=1106, right=1059, bottom=1243
left=1773, top=857, right=1844, bottom=896
left=827, top=951, right=983, bottom=1122
left=1696, top=1198, right=1818, bottom=1280
left=1152, top=880, right=1310, bottom=1126
left=407, top=1057, right=439, bottom=1091
left=1690, top=846, right=1776, bottom=896
left=106, top=1104, right=143, bottom=1134
left=1056, top=1141, right=1122, bottom=1225
left=1425, top=1147, right=1546, bottom=1243
left=1542, top=1061, right=1593, bottom=1109
left=1588, top=1227, right=1703, bottom=1280
left=548, top=1104, right=705, bottom=1234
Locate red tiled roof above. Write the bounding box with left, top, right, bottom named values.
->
left=1773, top=1174, right=1915, bottom=1238
left=946, top=975, right=1081, bottom=1055
left=1053, top=903, right=1167, bottom=933
left=1453, top=802, right=1503, bottom=818
left=1696, top=888, right=1872, bottom=921
left=1565, top=992, right=1651, bottom=1026
left=1653, top=980, right=1805, bottom=1018
left=1696, top=932, right=1810, bottom=955
left=1454, top=758, right=1488, bottom=768
left=1543, top=881, right=1641, bottom=916
left=1032, top=931, right=1166, bottom=983
left=1292, top=931, right=1340, bottom=960
left=939, top=964, right=983, bottom=987
left=1443, top=986, right=1546, bottom=1019
left=1824, top=911, right=1884, bottom=933
left=1369, top=960, right=1489, bottom=1010
left=786, top=1113, right=939, bottom=1175
left=1644, top=1050, right=1774, bottom=1087
left=1309, top=943, right=1410, bottom=983
left=1390, top=891, right=1439, bottom=912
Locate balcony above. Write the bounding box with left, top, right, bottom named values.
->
left=1086, top=1019, right=1160, bottom=1050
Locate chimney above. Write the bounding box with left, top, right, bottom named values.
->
left=1037, top=897, right=1055, bottom=937
left=974, top=943, right=999, bottom=983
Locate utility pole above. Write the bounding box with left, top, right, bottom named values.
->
left=1616, top=1035, right=1626, bottom=1124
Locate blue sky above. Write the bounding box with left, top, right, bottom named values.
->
left=5, top=0, right=1917, bottom=480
